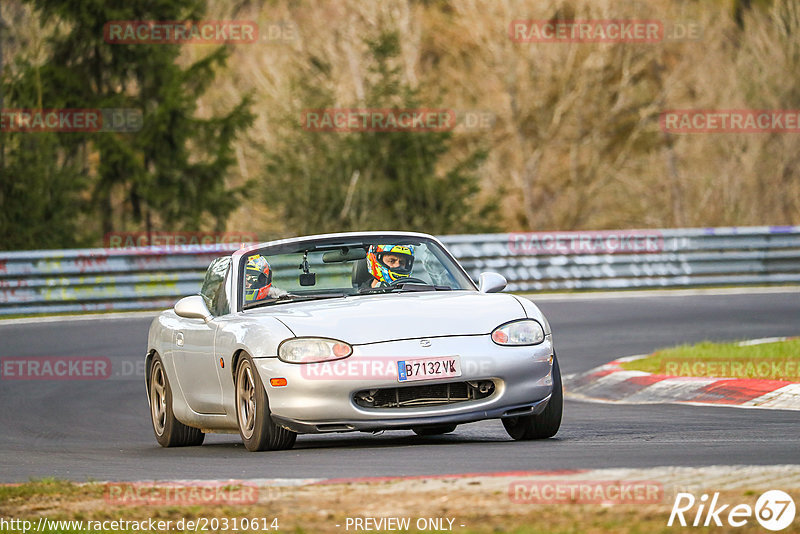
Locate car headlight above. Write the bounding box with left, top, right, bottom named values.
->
left=277, top=337, right=353, bottom=364
left=491, top=319, right=545, bottom=346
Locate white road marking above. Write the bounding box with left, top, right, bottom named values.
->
left=523, top=286, right=800, bottom=301
left=0, top=311, right=159, bottom=326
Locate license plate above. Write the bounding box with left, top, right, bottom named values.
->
left=397, top=356, right=462, bottom=382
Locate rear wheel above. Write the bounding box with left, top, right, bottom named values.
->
left=235, top=353, right=296, bottom=452
left=149, top=354, right=204, bottom=447
left=503, top=353, right=563, bottom=440
left=412, top=424, right=457, bottom=436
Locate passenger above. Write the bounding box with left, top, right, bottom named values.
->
left=244, top=254, right=277, bottom=302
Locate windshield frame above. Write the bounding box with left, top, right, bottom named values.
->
left=232, top=232, right=477, bottom=312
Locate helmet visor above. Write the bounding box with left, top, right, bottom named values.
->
left=377, top=251, right=413, bottom=274
left=245, top=269, right=272, bottom=288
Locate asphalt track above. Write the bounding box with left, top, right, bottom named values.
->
left=0, top=291, right=798, bottom=482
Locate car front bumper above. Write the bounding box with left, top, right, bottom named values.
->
left=255, top=334, right=555, bottom=434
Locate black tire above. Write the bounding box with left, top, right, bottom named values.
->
left=235, top=353, right=296, bottom=452
left=502, top=352, right=563, bottom=440
left=412, top=424, right=457, bottom=436
left=149, top=354, right=205, bottom=447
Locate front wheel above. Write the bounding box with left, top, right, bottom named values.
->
left=149, top=354, right=204, bottom=447
left=503, top=353, right=563, bottom=440
left=235, top=353, right=296, bottom=452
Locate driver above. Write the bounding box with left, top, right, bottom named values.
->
left=365, top=244, right=415, bottom=288
left=244, top=254, right=274, bottom=302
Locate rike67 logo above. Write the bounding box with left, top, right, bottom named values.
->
left=668, top=490, right=796, bottom=531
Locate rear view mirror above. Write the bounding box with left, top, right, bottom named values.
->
left=299, top=273, right=316, bottom=286
left=322, top=247, right=367, bottom=263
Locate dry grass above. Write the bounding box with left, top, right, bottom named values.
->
left=2, top=477, right=798, bottom=533
left=195, top=0, right=800, bottom=237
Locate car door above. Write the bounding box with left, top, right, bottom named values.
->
left=171, top=256, right=231, bottom=415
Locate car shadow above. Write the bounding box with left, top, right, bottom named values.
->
left=190, top=428, right=513, bottom=452
left=294, top=432, right=509, bottom=450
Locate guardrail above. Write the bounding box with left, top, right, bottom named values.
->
left=1, top=226, right=798, bottom=316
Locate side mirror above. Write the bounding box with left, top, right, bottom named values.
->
left=174, top=295, right=212, bottom=322
left=478, top=272, right=507, bottom=293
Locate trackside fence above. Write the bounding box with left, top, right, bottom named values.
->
left=0, top=226, right=798, bottom=316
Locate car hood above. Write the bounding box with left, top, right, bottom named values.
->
left=248, top=291, right=527, bottom=345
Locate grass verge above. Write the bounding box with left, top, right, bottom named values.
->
left=619, top=338, right=800, bottom=381
left=1, top=478, right=796, bottom=534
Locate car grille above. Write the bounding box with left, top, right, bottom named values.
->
left=354, top=380, right=495, bottom=409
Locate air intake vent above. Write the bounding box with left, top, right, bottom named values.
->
left=354, top=380, right=495, bottom=409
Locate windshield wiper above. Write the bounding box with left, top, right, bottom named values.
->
left=358, top=283, right=452, bottom=295
left=244, top=292, right=347, bottom=310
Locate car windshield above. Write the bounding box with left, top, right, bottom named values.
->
left=241, top=237, right=474, bottom=309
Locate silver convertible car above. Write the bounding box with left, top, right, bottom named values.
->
left=145, top=232, right=562, bottom=451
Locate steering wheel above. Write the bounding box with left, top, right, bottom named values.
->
left=388, top=277, right=427, bottom=286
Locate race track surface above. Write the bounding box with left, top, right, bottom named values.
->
left=1, top=291, right=798, bottom=482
